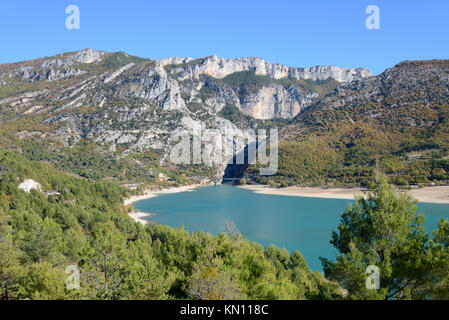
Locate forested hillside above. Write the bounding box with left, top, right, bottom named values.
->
left=0, top=149, right=338, bottom=299
left=1, top=149, right=448, bottom=300
left=249, top=60, right=449, bottom=187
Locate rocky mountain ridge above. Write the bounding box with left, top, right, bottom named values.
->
left=159, top=54, right=370, bottom=82
left=0, top=49, right=370, bottom=180
left=290, top=59, right=449, bottom=129
left=0, top=49, right=369, bottom=117
left=253, top=59, right=449, bottom=187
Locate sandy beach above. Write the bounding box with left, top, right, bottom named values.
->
left=124, top=184, right=207, bottom=224
left=408, top=186, right=449, bottom=204
left=124, top=184, right=205, bottom=206
left=128, top=211, right=153, bottom=225
left=239, top=185, right=449, bottom=204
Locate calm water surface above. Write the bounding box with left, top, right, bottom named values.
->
left=133, top=185, right=449, bottom=271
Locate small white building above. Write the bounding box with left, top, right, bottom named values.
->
left=18, top=179, right=42, bottom=193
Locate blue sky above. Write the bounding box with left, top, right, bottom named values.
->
left=0, top=0, right=448, bottom=74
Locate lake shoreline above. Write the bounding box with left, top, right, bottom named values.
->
left=124, top=184, right=207, bottom=206
left=239, top=184, right=449, bottom=204
left=124, top=183, right=449, bottom=225
left=128, top=211, right=153, bottom=225
left=124, top=184, right=211, bottom=224
left=123, top=183, right=449, bottom=272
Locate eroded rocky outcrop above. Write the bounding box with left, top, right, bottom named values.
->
left=164, top=55, right=370, bottom=82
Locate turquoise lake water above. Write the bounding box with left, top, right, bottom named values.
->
left=133, top=184, right=449, bottom=271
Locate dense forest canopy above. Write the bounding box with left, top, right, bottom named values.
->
left=0, top=149, right=448, bottom=300
left=0, top=149, right=340, bottom=299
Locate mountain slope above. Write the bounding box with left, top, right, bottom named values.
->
left=249, top=59, right=449, bottom=187
left=0, top=49, right=369, bottom=184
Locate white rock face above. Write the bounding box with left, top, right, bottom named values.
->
left=104, top=63, right=135, bottom=83
left=18, top=179, right=42, bottom=193
left=117, top=63, right=187, bottom=111
left=169, top=55, right=370, bottom=83
left=4, top=49, right=104, bottom=83
left=201, top=78, right=240, bottom=113
left=181, top=116, right=206, bottom=132
left=238, top=84, right=317, bottom=119
left=41, top=49, right=104, bottom=69
left=6, top=49, right=104, bottom=83
left=117, top=134, right=137, bottom=144
left=70, top=48, right=104, bottom=64
left=157, top=57, right=195, bottom=66
left=45, top=67, right=85, bottom=81
left=289, top=65, right=371, bottom=82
